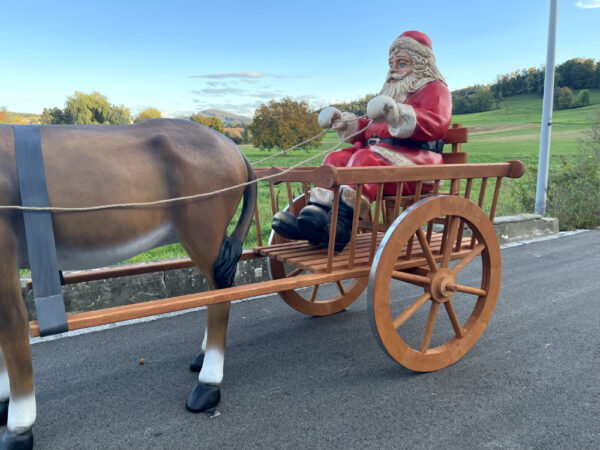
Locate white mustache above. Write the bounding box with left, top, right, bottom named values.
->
left=386, top=72, right=408, bottom=83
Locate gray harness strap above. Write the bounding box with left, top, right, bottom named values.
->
left=14, top=125, right=68, bottom=336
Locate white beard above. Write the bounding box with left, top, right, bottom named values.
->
left=379, top=72, right=440, bottom=103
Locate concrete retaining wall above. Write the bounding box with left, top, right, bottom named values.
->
left=21, top=214, right=559, bottom=320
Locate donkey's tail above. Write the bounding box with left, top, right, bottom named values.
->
left=212, top=150, right=257, bottom=289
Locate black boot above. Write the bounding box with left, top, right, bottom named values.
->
left=298, top=202, right=355, bottom=252
left=329, top=201, right=355, bottom=252
left=272, top=211, right=305, bottom=241
left=297, top=204, right=331, bottom=247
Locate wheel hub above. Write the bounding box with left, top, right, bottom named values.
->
left=429, top=268, right=456, bottom=303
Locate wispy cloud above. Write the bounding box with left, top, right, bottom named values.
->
left=190, top=88, right=248, bottom=96
left=190, top=88, right=283, bottom=99
left=188, top=72, right=287, bottom=79
left=576, top=0, right=600, bottom=8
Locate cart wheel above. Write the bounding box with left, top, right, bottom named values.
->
left=268, top=194, right=367, bottom=316
left=368, top=195, right=501, bottom=372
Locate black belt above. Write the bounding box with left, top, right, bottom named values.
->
left=367, top=137, right=445, bottom=153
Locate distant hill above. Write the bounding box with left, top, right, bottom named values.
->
left=198, top=109, right=252, bottom=126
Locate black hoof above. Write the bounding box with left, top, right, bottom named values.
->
left=0, top=401, right=8, bottom=426
left=189, top=351, right=205, bottom=372
left=185, top=383, right=221, bottom=413
left=0, top=430, right=34, bottom=450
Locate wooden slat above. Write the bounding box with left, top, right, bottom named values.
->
left=331, top=162, right=525, bottom=187
left=253, top=205, right=263, bottom=247
left=327, top=187, right=341, bottom=272
left=489, top=177, right=503, bottom=221
left=29, top=266, right=372, bottom=337
left=444, top=125, right=468, bottom=144
left=26, top=250, right=262, bottom=290
left=442, top=152, right=467, bottom=164
left=348, top=184, right=363, bottom=269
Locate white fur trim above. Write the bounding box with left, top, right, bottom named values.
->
left=390, top=36, right=433, bottom=59
left=369, top=145, right=416, bottom=167
left=309, top=187, right=334, bottom=207
left=338, top=112, right=359, bottom=143
left=318, top=106, right=342, bottom=128
left=198, top=348, right=224, bottom=385
left=388, top=103, right=416, bottom=138
left=366, top=95, right=397, bottom=123
left=8, top=392, right=36, bottom=434
left=340, top=186, right=371, bottom=218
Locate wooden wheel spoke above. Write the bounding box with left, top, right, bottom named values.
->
left=416, top=228, right=438, bottom=273
left=451, top=243, right=484, bottom=275
left=447, top=283, right=486, bottom=297
left=420, top=302, right=439, bottom=353
left=393, top=292, right=431, bottom=329
left=336, top=280, right=346, bottom=296
left=392, top=270, right=430, bottom=287
left=441, top=215, right=461, bottom=268
left=444, top=300, right=464, bottom=338
left=309, top=285, right=319, bottom=302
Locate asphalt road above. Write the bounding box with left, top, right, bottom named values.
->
left=14, top=230, right=600, bottom=449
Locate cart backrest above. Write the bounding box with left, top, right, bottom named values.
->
left=442, top=124, right=469, bottom=164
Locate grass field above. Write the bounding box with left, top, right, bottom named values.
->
left=125, top=90, right=600, bottom=263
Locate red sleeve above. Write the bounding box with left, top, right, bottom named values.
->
left=405, top=81, right=452, bottom=141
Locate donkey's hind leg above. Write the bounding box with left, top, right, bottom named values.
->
left=189, top=329, right=207, bottom=372
left=0, top=223, right=35, bottom=449
left=185, top=294, right=230, bottom=412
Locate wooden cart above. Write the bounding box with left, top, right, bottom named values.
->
left=29, top=126, right=525, bottom=372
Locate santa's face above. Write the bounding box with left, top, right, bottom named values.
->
left=387, top=48, right=413, bottom=82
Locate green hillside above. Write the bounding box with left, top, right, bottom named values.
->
left=452, top=89, right=600, bottom=169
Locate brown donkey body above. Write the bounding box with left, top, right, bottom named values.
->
left=0, top=119, right=256, bottom=448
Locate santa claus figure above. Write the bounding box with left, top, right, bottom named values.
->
left=273, top=30, right=452, bottom=251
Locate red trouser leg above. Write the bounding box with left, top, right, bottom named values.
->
left=322, top=147, right=356, bottom=167
left=346, top=149, right=395, bottom=202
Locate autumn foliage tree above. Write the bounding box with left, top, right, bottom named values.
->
left=134, top=107, right=162, bottom=123
left=190, top=114, right=225, bottom=134
left=249, top=98, right=323, bottom=151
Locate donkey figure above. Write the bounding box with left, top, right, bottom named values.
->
left=0, top=119, right=257, bottom=449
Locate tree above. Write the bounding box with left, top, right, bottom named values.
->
left=190, top=114, right=225, bottom=134
left=40, top=107, right=66, bottom=124
left=248, top=97, right=323, bottom=151
left=571, top=89, right=591, bottom=108
left=0, top=107, right=9, bottom=124
left=62, top=91, right=131, bottom=125
left=330, top=94, right=376, bottom=117
left=134, top=107, right=162, bottom=123
left=554, top=87, right=574, bottom=110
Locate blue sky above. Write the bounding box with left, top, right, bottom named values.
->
left=1, top=0, right=599, bottom=118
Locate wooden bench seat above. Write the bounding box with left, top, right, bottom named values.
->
left=255, top=231, right=453, bottom=274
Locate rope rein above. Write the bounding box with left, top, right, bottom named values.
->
left=0, top=117, right=372, bottom=213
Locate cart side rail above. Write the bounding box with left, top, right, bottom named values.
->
left=257, top=160, right=525, bottom=273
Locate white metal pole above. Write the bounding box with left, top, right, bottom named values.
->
left=535, top=0, right=558, bottom=215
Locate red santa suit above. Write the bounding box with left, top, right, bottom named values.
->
left=323, top=79, right=452, bottom=202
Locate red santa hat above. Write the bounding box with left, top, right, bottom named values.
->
left=389, top=30, right=434, bottom=56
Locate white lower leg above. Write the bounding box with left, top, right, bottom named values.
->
left=198, top=348, right=224, bottom=385
left=201, top=329, right=207, bottom=353
left=7, top=392, right=36, bottom=434
left=0, top=350, right=9, bottom=402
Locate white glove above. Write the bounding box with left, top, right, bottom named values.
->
left=318, top=107, right=345, bottom=131
left=367, top=95, right=398, bottom=124
left=367, top=95, right=416, bottom=138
